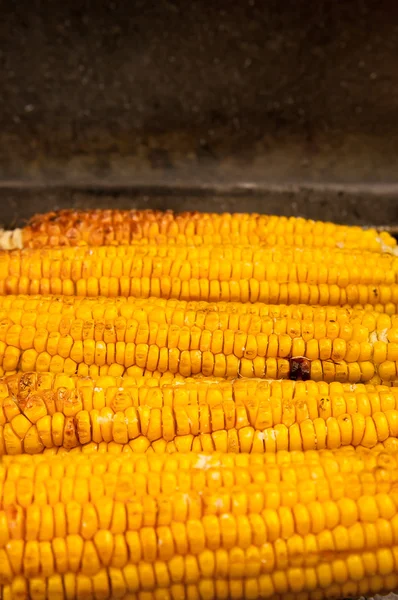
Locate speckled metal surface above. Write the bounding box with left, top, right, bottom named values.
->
left=1, top=0, right=398, bottom=193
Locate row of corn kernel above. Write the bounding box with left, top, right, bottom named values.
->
left=36, top=230, right=354, bottom=249
left=1, top=372, right=189, bottom=399
left=1, top=531, right=398, bottom=584
left=0, top=517, right=397, bottom=574
left=4, top=275, right=397, bottom=307
left=85, top=230, right=393, bottom=249
left=0, top=306, right=397, bottom=361
left=24, top=225, right=393, bottom=251
left=3, top=378, right=398, bottom=451
left=10, top=248, right=387, bottom=286
left=3, top=343, right=388, bottom=382
left=22, top=207, right=397, bottom=245
left=0, top=254, right=398, bottom=288
left=1, top=371, right=394, bottom=402
left=4, top=378, right=398, bottom=425
left=1, top=528, right=398, bottom=580
left=7, top=245, right=391, bottom=283
left=2, top=319, right=397, bottom=361
left=0, top=294, right=395, bottom=326
left=3, top=574, right=398, bottom=600
left=3, top=356, right=392, bottom=385
left=0, top=309, right=379, bottom=342
left=4, top=243, right=397, bottom=269
left=1, top=311, right=395, bottom=347
left=0, top=444, right=373, bottom=471
left=41, top=436, right=398, bottom=457
left=7, top=517, right=396, bottom=568
left=1, top=455, right=397, bottom=518
left=0, top=279, right=397, bottom=309
left=2, top=444, right=394, bottom=481
left=3, top=404, right=398, bottom=455
left=23, top=208, right=397, bottom=244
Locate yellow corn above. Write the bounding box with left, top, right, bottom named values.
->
left=3, top=208, right=396, bottom=251
left=2, top=376, right=398, bottom=454
left=0, top=297, right=398, bottom=382
left=1, top=448, right=398, bottom=599
left=0, top=245, right=397, bottom=308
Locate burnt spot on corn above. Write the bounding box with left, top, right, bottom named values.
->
left=319, top=398, right=328, bottom=412
left=65, top=228, right=80, bottom=241
left=18, top=372, right=37, bottom=398
left=64, top=417, right=76, bottom=440
left=289, top=357, right=311, bottom=381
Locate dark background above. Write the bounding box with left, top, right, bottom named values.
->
left=1, top=0, right=398, bottom=227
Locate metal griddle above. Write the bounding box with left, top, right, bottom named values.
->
left=0, top=0, right=397, bottom=232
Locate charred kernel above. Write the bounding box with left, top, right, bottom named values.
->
left=289, top=357, right=311, bottom=381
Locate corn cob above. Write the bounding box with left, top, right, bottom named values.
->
left=2, top=376, right=398, bottom=455
left=0, top=297, right=397, bottom=382
left=0, top=245, right=397, bottom=309
left=1, top=448, right=398, bottom=599
left=0, top=296, right=397, bottom=382
left=2, top=208, right=396, bottom=252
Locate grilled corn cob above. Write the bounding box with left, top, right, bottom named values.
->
left=2, top=376, right=398, bottom=455
left=1, top=208, right=396, bottom=252
left=0, top=245, right=397, bottom=308
left=1, top=449, right=398, bottom=599
left=0, top=296, right=397, bottom=381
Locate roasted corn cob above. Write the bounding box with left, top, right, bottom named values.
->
left=0, top=296, right=397, bottom=381
left=2, top=376, right=398, bottom=455
left=0, top=245, right=397, bottom=308
left=1, top=208, right=396, bottom=252
left=1, top=449, right=398, bottom=599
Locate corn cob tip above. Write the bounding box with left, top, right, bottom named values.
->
left=375, top=233, right=398, bottom=256
left=0, top=228, right=23, bottom=250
